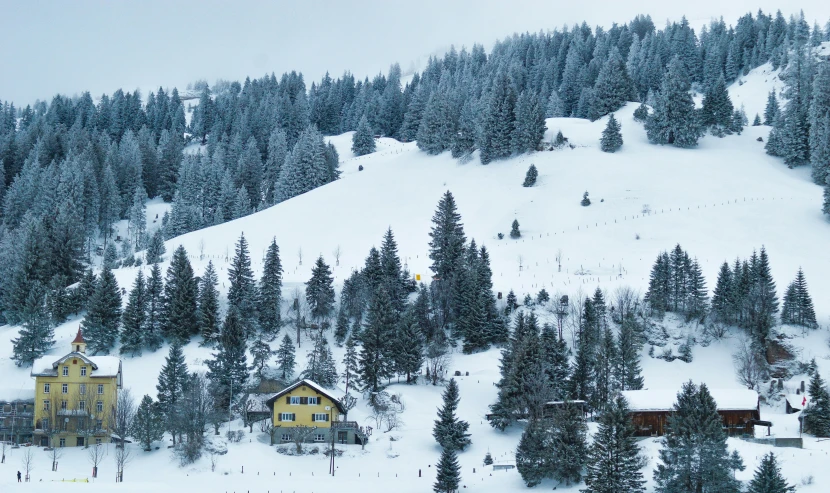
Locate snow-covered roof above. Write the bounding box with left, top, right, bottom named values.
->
left=621, top=389, right=759, bottom=412
left=31, top=353, right=121, bottom=378
left=264, top=379, right=345, bottom=413
left=0, top=388, right=35, bottom=402
left=786, top=394, right=808, bottom=410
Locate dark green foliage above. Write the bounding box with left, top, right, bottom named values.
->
left=333, top=309, right=350, bottom=346
left=120, top=271, right=148, bottom=356
left=522, top=164, right=538, bottom=187
left=504, top=290, right=518, bottom=315
left=132, top=394, right=164, bottom=451
left=302, top=333, right=338, bottom=387
left=746, top=453, right=794, bottom=493
left=306, top=255, right=335, bottom=322
left=206, top=308, right=249, bottom=405
left=479, top=73, right=517, bottom=164
left=162, top=246, right=199, bottom=342
left=197, top=261, right=220, bottom=345
left=764, top=91, right=779, bottom=125
left=352, top=115, right=376, bottom=156
left=780, top=268, right=817, bottom=328
left=483, top=451, right=493, bottom=466
left=644, top=245, right=708, bottom=320
left=550, top=402, right=589, bottom=485
left=584, top=396, right=646, bottom=493
left=753, top=114, right=761, bottom=126
left=617, top=316, right=644, bottom=391
left=342, top=335, right=359, bottom=394
left=11, top=282, right=54, bottom=366
left=146, top=229, right=166, bottom=264
left=516, top=418, right=552, bottom=487
left=512, top=90, right=546, bottom=153
left=509, top=219, right=521, bottom=239
left=428, top=191, right=466, bottom=327
left=433, top=378, right=471, bottom=451
left=249, top=336, right=274, bottom=381
left=600, top=114, right=623, bottom=152
left=633, top=102, right=649, bottom=122
left=803, top=371, right=830, bottom=437
left=258, top=239, right=284, bottom=338
left=536, top=289, right=549, bottom=304
left=81, top=264, right=122, bottom=355
left=581, top=191, right=591, bottom=206
left=156, top=342, right=189, bottom=444
left=227, top=233, right=258, bottom=335
left=645, top=57, right=702, bottom=148
left=143, top=263, right=164, bottom=351
left=395, top=312, right=425, bottom=383
left=358, top=286, right=396, bottom=397
left=433, top=446, right=461, bottom=493
left=593, top=47, right=634, bottom=117
left=700, top=75, right=735, bottom=136
left=653, top=381, right=741, bottom=493
left=275, top=333, right=296, bottom=381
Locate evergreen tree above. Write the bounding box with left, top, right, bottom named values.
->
left=11, top=282, right=54, bottom=366
left=584, top=396, right=646, bottom=493
left=522, top=164, right=538, bottom=187
left=512, top=90, right=546, bottom=153
left=483, top=451, right=493, bottom=466
left=451, top=99, right=476, bottom=158
left=550, top=402, right=589, bottom=485
left=197, top=261, right=220, bottom=345
left=428, top=191, right=466, bottom=327
left=249, top=336, right=274, bottom=381
left=275, top=333, right=296, bottom=381
left=781, top=268, right=817, bottom=328
left=746, top=453, right=795, bottom=493
left=156, top=342, right=189, bottom=445
left=342, top=335, right=359, bottom=394
left=227, top=233, right=258, bottom=334
left=145, top=229, right=166, bottom=264
left=479, top=73, right=517, bottom=164
left=143, top=263, right=164, bottom=351
left=516, top=418, right=552, bottom=487
left=162, top=245, right=199, bottom=342
left=504, top=290, right=518, bottom=315
left=433, top=378, right=471, bottom=451
left=581, top=191, right=591, bottom=206
left=803, top=371, right=830, bottom=437
left=358, top=286, right=396, bottom=399
left=120, top=271, right=148, bottom=356
left=206, top=308, right=249, bottom=405
left=395, top=313, right=425, bottom=383
left=764, top=91, right=779, bottom=125
left=616, top=316, right=644, bottom=391
left=81, top=264, right=122, bottom=355
left=653, top=381, right=741, bottom=493
left=593, top=326, right=618, bottom=412
left=132, top=394, right=164, bottom=451
left=700, top=75, right=735, bottom=136
left=711, top=261, right=734, bottom=323
left=593, top=47, right=634, bottom=117
left=306, top=255, right=335, bottom=322
left=645, top=57, right=702, bottom=148
left=753, top=114, right=762, bottom=126
left=510, top=219, right=521, bottom=239
left=433, top=446, right=461, bottom=493
left=258, top=239, right=284, bottom=338
left=334, top=308, right=350, bottom=346
left=352, top=115, right=376, bottom=156
left=600, top=114, right=623, bottom=152
left=302, top=333, right=338, bottom=387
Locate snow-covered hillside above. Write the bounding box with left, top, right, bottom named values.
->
left=1, top=65, right=830, bottom=492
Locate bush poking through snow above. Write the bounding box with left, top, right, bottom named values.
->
left=523, top=164, right=538, bottom=187
left=581, top=191, right=591, bottom=206
left=510, top=219, right=521, bottom=238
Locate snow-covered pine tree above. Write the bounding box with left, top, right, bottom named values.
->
left=504, top=290, right=518, bottom=315
left=711, top=261, right=734, bottom=323
left=433, top=446, right=461, bottom=493
left=258, top=239, right=283, bottom=338
left=428, top=191, right=467, bottom=326
left=685, top=259, right=708, bottom=320
left=143, top=263, right=164, bottom=351
left=132, top=394, right=164, bottom=451
left=358, top=286, right=396, bottom=401
left=334, top=309, right=350, bottom=346
left=700, top=75, right=735, bottom=136
left=196, top=261, right=220, bottom=345
left=616, top=315, right=644, bottom=390
left=522, top=164, right=538, bottom=187
left=764, top=90, right=779, bottom=125
left=156, top=342, right=189, bottom=445
left=593, top=326, right=618, bottom=412
left=653, top=381, right=741, bottom=493
left=516, top=418, right=552, bottom=487
left=584, top=396, right=646, bottom=493
left=483, top=451, right=493, bottom=466
left=145, top=229, right=166, bottom=264
left=753, top=114, right=762, bottom=126
left=302, top=333, right=338, bottom=387
left=275, top=333, right=296, bottom=381
left=581, top=191, right=591, bottom=206
left=81, top=264, right=122, bottom=355
left=451, top=98, right=476, bottom=158
left=746, top=452, right=795, bottom=493
left=227, top=233, right=258, bottom=336
left=120, top=271, right=147, bottom=356
left=781, top=268, right=817, bottom=328
left=550, top=401, right=588, bottom=485
left=600, top=113, right=623, bottom=152
left=263, top=128, right=288, bottom=205
left=206, top=307, right=249, bottom=406
left=593, top=47, right=634, bottom=117
left=633, top=102, right=649, bottom=122
left=351, top=115, right=376, bottom=156
left=803, top=371, right=830, bottom=437
left=306, top=255, right=335, bottom=323
left=645, top=57, right=702, bottom=148
left=510, top=219, right=521, bottom=239
left=11, top=282, right=54, bottom=366
left=479, top=72, right=517, bottom=164
left=810, top=63, right=830, bottom=185
left=512, top=90, right=546, bottom=153
left=342, top=335, right=359, bottom=394
left=162, top=245, right=198, bottom=342
left=249, top=336, right=274, bottom=382
left=433, top=378, right=471, bottom=451
left=417, top=74, right=454, bottom=155
left=395, top=312, right=425, bottom=383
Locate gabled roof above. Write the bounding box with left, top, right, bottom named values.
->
left=264, top=379, right=345, bottom=413
left=72, top=328, right=86, bottom=344
left=31, top=353, right=121, bottom=378
left=621, top=389, right=759, bottom=413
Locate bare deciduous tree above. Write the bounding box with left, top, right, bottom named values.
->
left=332, top=245, right=342, bottom=266
left=517, top=255, right=524, bottom=272
left=556, top=249, right=563, bottom=272
left=733, top=337, right=767, bottom=391
left=1, top=439, right=7, bottom=463
left=114, top=444, right=132, bottom=482
left=425, top=341, right=450, bottom=386
left=21, top=447, right=34, bottom=481
left=612, top=286, right=640, bottom=323
left=290, top=425, right=317, bottom=454
left=297, top=247, right=303, bottom=266
left=567, top=288, right=587, bottom=347
left=47, top=440, right=63, bottom=471
left=87, top=442, right=107, bottom=478
left=111, top=389, right=136, bottom=448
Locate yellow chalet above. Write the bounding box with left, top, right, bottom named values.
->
left=31, top=329, right=122, bottom=447
left=265, top=379, right=368, bottom=446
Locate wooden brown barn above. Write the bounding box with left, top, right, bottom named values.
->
left=621, top=389, right=760, bottom=437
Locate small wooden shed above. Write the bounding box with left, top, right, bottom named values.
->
left=621, top=389, right=760, bottom=437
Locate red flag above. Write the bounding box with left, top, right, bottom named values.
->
left=802, top=396, right=807, bottom=407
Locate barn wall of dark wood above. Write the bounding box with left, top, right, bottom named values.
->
left=629, top=409, right=759, bottom=437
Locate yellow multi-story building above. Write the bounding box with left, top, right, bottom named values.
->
left=265, top=379, right=368, bottom=445
left=31, top=329, right=122, bottom=447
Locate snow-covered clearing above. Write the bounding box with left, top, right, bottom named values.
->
left=1, top=65, right=830, bottom=492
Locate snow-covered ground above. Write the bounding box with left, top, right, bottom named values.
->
left=1, top=65, right=830, bottom=492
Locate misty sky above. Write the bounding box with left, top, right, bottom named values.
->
left=1, top=0, right=828, bottom=105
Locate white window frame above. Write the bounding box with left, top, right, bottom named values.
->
left=60, top=400, right=67, bottom=410
left=290, top=396, right=301, bottom=405
left=59, top=438, right=66, bottom=447
left=61, top=384, right=68, bottom=394
left=280, top=412, right=295, bottom=422
left=312, top=413, right=329, bottom=422
left=314, top=434, right=326, bottom=442
left=81, top=366, right=87, bottom=376
left=43, top=383, right=50, bottom=394
left=96, top=419, right=103, bottom=430
left=97, top=384, right=104, bottom=395
left=43, top=400, right=50, bottom=411
left=79, top=401, right=86, bottom=411
left=308, top=397, right=319, bottom=405
left=96, top=401, right=103, bottom=413
left=62, top=366, right=69, bottom=376
left=79, top=384, right=86, bottom=395
left=281, top=433, right=290, bottom=442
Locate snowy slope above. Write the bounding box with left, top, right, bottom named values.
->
left=1, top=69, right=830, bottom=492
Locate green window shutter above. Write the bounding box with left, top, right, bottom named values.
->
left=285, top=396, right=290, bottom=404
left=311, top=414, right=316, bottom=422
left=291, top=413, right=296, bottom=421
left=278, top=413, right=282, bottom=422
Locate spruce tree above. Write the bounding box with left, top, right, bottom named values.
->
left=306, top=255, right=335, bottom=322
left=550, top=402, right=588, bottom=485
left=803, top=371, right=830, bottom=437
left=302, top=333, right=338, bottom=387
left=120, top=271, right=148, bottom=356
left=593, top=47, right=634, bottom=117
left=433, top=446, right=461, bottom=493
left=584, top=396, right=646, bottom=493
left=700, top=75, right=735, bottom=136
left=645, top=57, right=702, bottom=148
left=132, top=394, right=164, bottom=451
left=162, top=245, right=199, bottom=342
left=197, top=261, right=220, bottom=345
left=753, top=114, right=761, bottom=126
left=11, top=282, right=54, bottom=366
left=433, top=378, right=471, bottom=451
left=359, top=286, right=396, bottom=400
left=516, top=418, right=552, bottom=487
left=275, top=333, right=296, bottom=381
left=483, top=451, right=493, bottom=466
left=510, top=219, right=521, bottom=239
left=81, top=264, right=122, bottom=355
left=512, top=90, right=546, bottom=153
left=428, top=191, right=466, bottom=326
left=780, top=268, right=817, bottom=328
left=143, top=263, right=164, bottom=351
left=334, top=308, right=350, bottom=346
left=522, top=164, right=538, bottom=187
left=145, top=229, right=166, bottom=264
left=206, top=307, right=249, bottom=405
left=395, top=313, right=425, bottom=383
left=156, top=342, right=189, bottom=445
left=593, top=326, right=618, bottom=412
left=479, top=72, right=517, bottom=164
left=600, top=114, right=623, bottom=152
left=258, top=239, right=284, bottom=338
left=653, top=381, right=740, bottom=493
left=764, top=91, right=779, bottom=125
left=711, top=261, right=734, bottom=323
left=249, top=336, right=274, bottom=381
left=616, top=316, right=644, bottom=391
left=342, top=335, right=359, bottom=394
left=746, top=453, right=795, bottom=493
left=352, top=115, right=376, bottom=156
left=227, top=233, right=258, bottom=335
